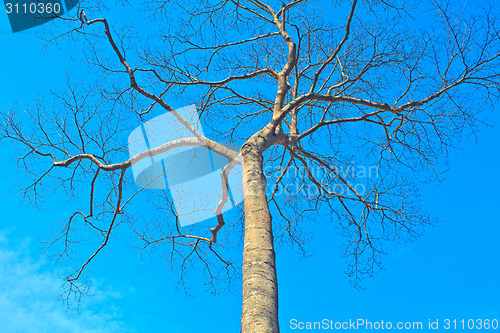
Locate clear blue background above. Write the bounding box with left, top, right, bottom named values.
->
left=0, top=1, right=498, bottom=332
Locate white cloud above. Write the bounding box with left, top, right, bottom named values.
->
left=0, top=232, right=133, bottom=333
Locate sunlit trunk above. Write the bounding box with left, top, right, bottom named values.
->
left=240, top=145, right=279, bottom=333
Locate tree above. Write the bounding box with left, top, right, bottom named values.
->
left=1, top=0, right=499, bottom=331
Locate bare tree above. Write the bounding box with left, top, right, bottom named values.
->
left=1, top=0, right=499, bottom=331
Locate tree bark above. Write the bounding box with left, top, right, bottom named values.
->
left=241, top=143, right=280, bottom=333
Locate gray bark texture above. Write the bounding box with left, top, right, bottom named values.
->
left=241, top=140, right=279, bottom=333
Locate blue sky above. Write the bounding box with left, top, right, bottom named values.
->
left=0, top=1, right=499, bottom=332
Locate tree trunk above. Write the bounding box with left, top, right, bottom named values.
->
left=241, top=144, right=279, bottom=333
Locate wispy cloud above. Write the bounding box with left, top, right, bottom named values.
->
left=0, top=232, right=134, bottom=333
